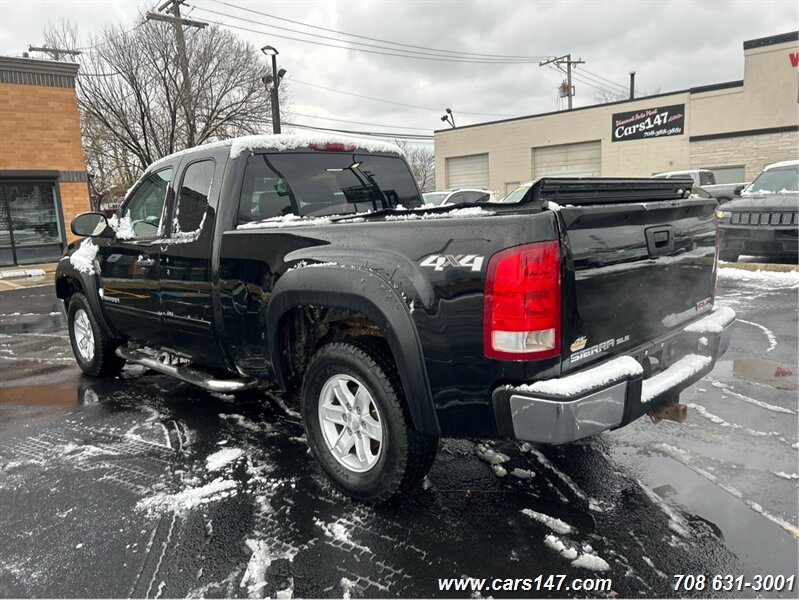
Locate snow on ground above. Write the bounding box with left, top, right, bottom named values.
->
left=709, top=379, right=796, bottom=414
left=543, top=534, right=578, bottom=560
left=510, top=468, right=535, bottom=479
left=635, top=479, right=691, bottom=538
left=205, top=448, right=244, bottom=472
left=314, top=517, right=371, bottom=553
left=137, top=477, right=238, bottom=513
left=653, top=443, right=799, bottom=539
left=219, top=413, right=272, bottom=433
left=527, top=446, right=603, bottom=512
left=240, top=539, right=272, bottom=596
left=520, top=508, right=573, bottom=534
left=735, top=319, right=778, bottom=352
left=475, top=444, right=510, bottom=465
left=718, top=268, right=799, bottom=289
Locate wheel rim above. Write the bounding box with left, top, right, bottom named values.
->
left=73, top=308, right=95, bottom=362
left=317, top=374, right=383, bottom=473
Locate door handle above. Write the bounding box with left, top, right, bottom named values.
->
left=136, top=255, right=156, bottom=268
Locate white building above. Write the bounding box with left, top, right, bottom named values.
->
left=434, top=31, right=799, bottom=196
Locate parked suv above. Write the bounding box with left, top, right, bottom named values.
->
left=716, top=160, right=799, bottom=262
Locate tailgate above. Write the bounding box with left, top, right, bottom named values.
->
left=542, top=178, right=717, bottom=372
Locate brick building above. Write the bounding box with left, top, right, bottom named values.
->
left=0, top=56, right=90, bottom=266
left=434, top=32, right=799, bottom=197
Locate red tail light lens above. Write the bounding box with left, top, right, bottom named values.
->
left=308, top=142, right=356, bottom=152
left=483, top=240, right=561, bottom=360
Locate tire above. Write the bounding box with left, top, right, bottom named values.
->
left=301, top=340, right=438, bottom=503
left=719, top=250, right=739, bottom=263
left=67, top=293, right=125, bottom=378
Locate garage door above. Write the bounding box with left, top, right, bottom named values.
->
left=446, top=154, right=489, bottom=188
left=532, top=141, right=601, bottom=178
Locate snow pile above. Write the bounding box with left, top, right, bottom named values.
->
left=383, top=206, right=495, bottom=221
left=510, top=467, right=535, bottom=480
left=340, top=577, right=357, bottom=600
left=683, top=306, right=735, bottom=334
left=137, top=477, right=237, bottom=513
left=69, top=240, right=99, bottom=275
left=521, top=508, right=573, bottom=534
left=641, top=354, right=712, bottom=403
left=718, top=268, right=799, bottom=289
left=773, top=471, right=799, bottom=480
left=544, top=535, right=610, bottom=571
left=220, top=413, right=272, bottom=432
left=475, top=443, right=510, bottom=465
left=205, top=448, right=244, bottom=472
left=543, top=534, right=577, bottom=559
left=516, top=356, right=642, bottom=397
left=240, top=539, right=272, bottom=596
left=108, top=214, right=135, bottom=239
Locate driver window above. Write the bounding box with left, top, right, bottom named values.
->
left=123, top=168, right=173, bottom=239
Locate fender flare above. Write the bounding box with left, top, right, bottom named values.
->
left=55, top=259, right=117, bottom=339
left=265, top=265, right=441, bottom=436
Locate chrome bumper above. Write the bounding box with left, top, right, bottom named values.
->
left=492, top=307, right=736, bottom=444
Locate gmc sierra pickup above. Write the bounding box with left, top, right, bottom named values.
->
left=56, top=134, right=735, bottom=503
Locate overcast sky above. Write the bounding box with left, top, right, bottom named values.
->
left=1, top=0, right=797, bottom=146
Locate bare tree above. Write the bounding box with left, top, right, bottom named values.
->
left=394, top=140, right=435, bottom=192
left=43, top=15, right=288, bottom=207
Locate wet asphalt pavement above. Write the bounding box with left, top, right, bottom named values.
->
left=0, top=271, right=797, bottom=599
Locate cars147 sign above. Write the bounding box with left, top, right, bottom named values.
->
left=611, top=104, right=685, bottom=142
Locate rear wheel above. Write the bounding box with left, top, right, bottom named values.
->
left=67, top=293, right=125, bottom=378
left=301, top=340, right=438, bottom=503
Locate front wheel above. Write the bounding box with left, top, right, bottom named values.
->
left=67, top=293, right=125, bottom=378
left=301, top=340, right=438, bottom=503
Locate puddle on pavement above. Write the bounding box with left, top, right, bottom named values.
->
left=712, top=359, right=797, bottom=390
left=0, top=374, right=84, bottom=407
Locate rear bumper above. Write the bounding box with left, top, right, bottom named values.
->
left=491, top=307, right=735, bottom=444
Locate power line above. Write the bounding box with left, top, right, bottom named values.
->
left=198, top=15, right=548, bottom=65
left=285, top=121, right=433, bottom=140
left=289, top=78, right=517, bottom=118
left=290, top=112, right=433, bottom=132
left=208, top=0, right=550, bottom=61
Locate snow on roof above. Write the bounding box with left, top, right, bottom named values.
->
left=150, top=133, right=402, bottom=168
left=763, top=159, right=799, bottom=171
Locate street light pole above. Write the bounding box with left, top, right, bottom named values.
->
left=261, top=45, right=283, bottom=134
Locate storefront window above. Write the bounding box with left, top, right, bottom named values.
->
left=0, top=182, right=64, bottom=265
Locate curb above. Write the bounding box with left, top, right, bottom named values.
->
left=719, top=262, right=799, bottom=273
left=0, top=268, right=47, bottom=280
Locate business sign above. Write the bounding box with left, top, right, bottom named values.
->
left=611, top=104, right=685, bottom=142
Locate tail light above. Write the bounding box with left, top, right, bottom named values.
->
left=483, top=240, right=561, bottom=360
left=309, top=142, right=356, bottom=152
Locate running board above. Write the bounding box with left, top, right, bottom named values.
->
left=116, top=346, right=258, bottom=393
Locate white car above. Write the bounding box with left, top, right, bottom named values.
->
left=652, top=169, right=748, bottom=203
left=422, top=188, right=496, bottom=206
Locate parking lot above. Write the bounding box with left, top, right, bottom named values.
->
left=0, top=267, right=797, bottom=598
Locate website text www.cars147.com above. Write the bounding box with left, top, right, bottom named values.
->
left=437, top=575, right=613, bottom=593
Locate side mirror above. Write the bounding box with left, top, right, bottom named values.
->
left=733, top=186, right=743, bottom=196
left=71, top=212, right=114, bottom=238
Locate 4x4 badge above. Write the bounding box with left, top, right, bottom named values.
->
left=420, top=254, right=484, bottom=272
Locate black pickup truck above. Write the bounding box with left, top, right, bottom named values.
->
left=56, top=134, right=735, bottom=503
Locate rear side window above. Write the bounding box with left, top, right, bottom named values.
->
left=175, top=160, right=213, bottom=234
left=698, top=171, right=715, bottom=186
left=237, top=152, right=422, bottom=223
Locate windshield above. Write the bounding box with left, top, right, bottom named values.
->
left=500, top=183, right=532, bottom=204
left=422, top=192, right=449, bottom=206
left=744, top=166, right=799, bottom=194
left=238, top=153, right=422, bottom=222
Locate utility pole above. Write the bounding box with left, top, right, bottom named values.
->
left=146, top=0, right=207, bottom=147
left=28, top=46, right=81, bottom=60
left=539, top=54, right=585, bottom=110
